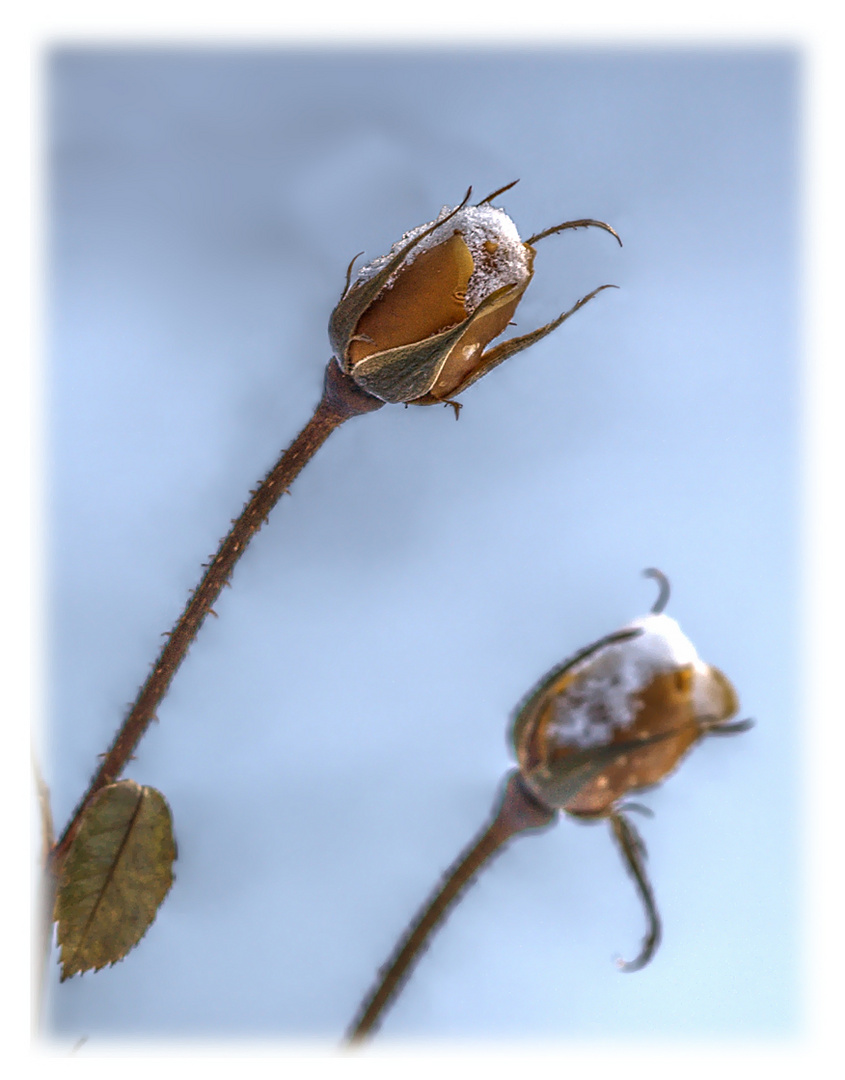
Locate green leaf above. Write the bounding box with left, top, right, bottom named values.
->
left=54, top=780, right=176, bottom=980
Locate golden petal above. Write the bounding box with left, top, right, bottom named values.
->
left=347, top=232, right=474, bottom=366
left=426, top=280, right=527, bottom=399
left=328, top=188, right=473, bottom=364
left=695, top=665, right=740, bottom=723
left=562, top=668, right=701, bottom=815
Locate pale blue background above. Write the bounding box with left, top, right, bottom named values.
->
left=45, top=48, right=799, bottom=1042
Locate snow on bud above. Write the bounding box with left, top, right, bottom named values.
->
left=328, top=183, right=620, bottom=408
left=511, top=571, right=745, bottom=816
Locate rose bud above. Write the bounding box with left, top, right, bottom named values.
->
left=344, top=574, right=751, bottom=1040
left=328, top=182, right=621, bottom=410
left=510, top=568, right=751, bottom=969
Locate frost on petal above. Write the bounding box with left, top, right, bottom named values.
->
left=548, top=615, right=702, bottom=750
left=355, top=204, right=532, bottom=315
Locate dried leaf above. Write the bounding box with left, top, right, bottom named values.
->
left=54, top=780, right=176, bottom=979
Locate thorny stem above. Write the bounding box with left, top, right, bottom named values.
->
left=345, top=770, right=556, bottom=1045
left=50, top=360, right=382, bottom=870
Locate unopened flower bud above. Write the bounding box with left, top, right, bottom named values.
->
left=328, top=183, right=620, bottom=407
left=511, top=574, right=745, bottom=816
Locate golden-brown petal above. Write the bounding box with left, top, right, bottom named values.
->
left=694, top=664, right=739, bottom=724
left=425, top=273, right=531, bottom=399
left=328, top=188, right=473, bottom=365
left=562, top=668, right=702, bottom=816
left=351, top=274, right=535, bottom=405
left=347, top=232, right=474, bottom=366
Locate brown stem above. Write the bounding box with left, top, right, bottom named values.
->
left=51, top=360, right=382, bottom=868
left=345, top=770, right=557, bottom=1044
left=32, top=748, right=55, bottom=1034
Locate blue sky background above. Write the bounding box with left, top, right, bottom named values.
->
left=44, top=48, right=799, bottom=1044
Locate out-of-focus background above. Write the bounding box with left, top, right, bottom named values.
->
left=45, top=48, right=799, bottom=1042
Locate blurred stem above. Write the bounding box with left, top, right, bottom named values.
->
left=32, top=748, right=55, bottom=1033
left=33, top=746, right=55, bottom=871
left=345, top=770, right=557, bottom=1044
left=51, top=360, right=382, bottom=869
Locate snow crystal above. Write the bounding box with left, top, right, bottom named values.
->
left=354, top=203, right=532, bottom=314
left=548, top=614, right=705, bottom=749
